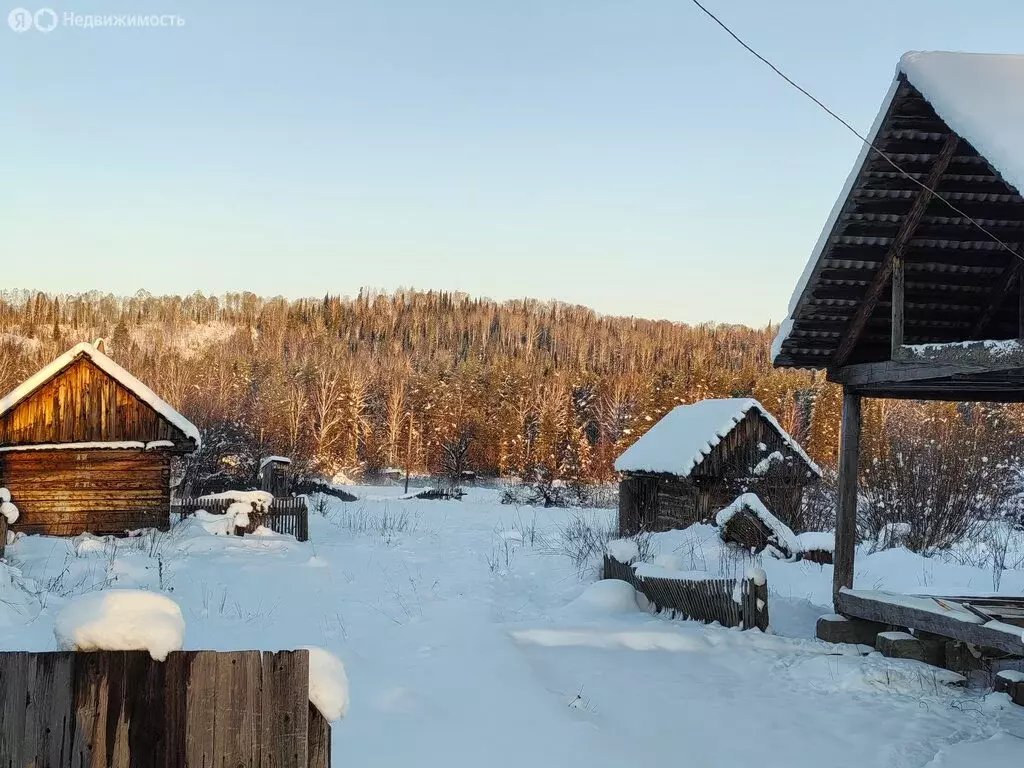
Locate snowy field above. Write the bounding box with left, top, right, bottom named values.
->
left=1, top=486, right=1023, bottom=766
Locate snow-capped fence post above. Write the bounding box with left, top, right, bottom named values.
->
left=0, top=649, right=332, bottom=767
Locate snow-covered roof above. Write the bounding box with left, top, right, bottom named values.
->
left=773, top=51, right=1024, bottom=364
left=259, top=455, right=292, bottom=472
left=613, top=398, right=819, bottom=478
left=0, top=342, right=201, bottom=448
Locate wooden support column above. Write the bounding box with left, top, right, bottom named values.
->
left=890, top=256, right=904, bottom=358
left=834, top=388, right=861, bottom=607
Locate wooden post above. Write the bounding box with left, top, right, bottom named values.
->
left=891, top=256, right=904, bottom=358
left=834, top=388, right=861, bottom=607
left=0, top=515, right=7, bottom=559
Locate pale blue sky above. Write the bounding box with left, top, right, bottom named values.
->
left=2, top=1, right=1022, bottom=325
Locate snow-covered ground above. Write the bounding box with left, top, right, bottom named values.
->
left=0, top=487, right=1022, bottom=766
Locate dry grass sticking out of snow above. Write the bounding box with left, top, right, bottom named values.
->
left=0, top=487, right=1022, bottom=765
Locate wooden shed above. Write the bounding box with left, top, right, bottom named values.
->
left=614, top=398, right=819, bottom=536
left=258, top=455, right=293, bottom=497
left=772, top=52, right=1024, bottom=606
left=0, top=342, right=200, bottom=536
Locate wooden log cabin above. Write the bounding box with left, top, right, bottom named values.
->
left=771, top=52, right=1024, bottom=606
left=0, top=342, right=200, bottom=536
left=614, top=398, right=819, bottom=536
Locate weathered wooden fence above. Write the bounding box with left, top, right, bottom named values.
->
left=0, top=649, right=329, bottom=767
left=0, top=514, right=7, bottom=559
left=174, top=496, right=310, bottom=541
left=603, top=555, right=769, bottom=631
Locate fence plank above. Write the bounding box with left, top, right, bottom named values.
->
left=261, top=650, right=310, bottom=768
left=308, top=703, right=332, bottom=768
left=0, top=652, right=32, bottom=766
left=25, top=653, right=75, bottom=767
left=213, top=651, right=263, bottom=766
left=184, top=651, right=218, bottom=764
left=161, top=651, right=192, bottom=768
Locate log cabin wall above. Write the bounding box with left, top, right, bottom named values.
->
left=0, top=450, right=171, bottom=536
left=0, top=357, right=190, bottom=449
left=619, top=474, right=698, bottom=536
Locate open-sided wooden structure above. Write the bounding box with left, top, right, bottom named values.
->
left=773, top=52, right=1024, bottom=605
left=0, top=342, right=200, bottom=536
left=614, top=398, right=819, bottom=535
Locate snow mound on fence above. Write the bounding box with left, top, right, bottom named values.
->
left=54, top=589, right=185, bottom=661
left=301, top=645, right=350, bottom=721
left=605, top=538, right=640, bottom=564
left=197, top=490, right=273, bottom=510
left=0, top=487, right=10, bottom=503
left=566, top=579, right=651, bottom=615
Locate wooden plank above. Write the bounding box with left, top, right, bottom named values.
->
left=71, top=650, right=131, bottom=768
left=0, top=652, right=33, bottom=764
left=891, top=254, right=905, bottom=357
left=834, top=389, right=861, bottom=607
left=837, top=590, right=1024, bottom=655
left=307, top=703, right=332, bottom=768
left=184, top=651, right=217, bottom=764
left=833, top=133, right=960, bottom=366
left=213, top=650, right=263, bottom=766
left=24, top=652, right=75, bottom=766
left=161, top=651, right=192, bottom=768
left=123, top=650, right=168, bottom=764
left=261, top=650, right=309, bottom=768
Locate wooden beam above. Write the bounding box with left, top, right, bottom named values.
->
left=895, top=339, right=1024, bottom=370
left=833, top=389, right=861, bottom=608
left=837, top=590, right=1024, bottom=655
left=833, top=133, right=960, bottom=366
left=828, top=360, right=983, bottom=386
left=890, top=255, right=904, bottom=357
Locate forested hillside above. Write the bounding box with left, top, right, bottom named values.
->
left=0, top=289, right=1015, bottom=490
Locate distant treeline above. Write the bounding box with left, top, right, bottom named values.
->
left=0, top=288, right=1015, bottom=485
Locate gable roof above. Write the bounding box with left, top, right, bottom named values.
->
left=0, top=342, right=201, bottom=448
left=773, top=52, right=1024, bottom=369
left=613, top=398, right=819, bottom=478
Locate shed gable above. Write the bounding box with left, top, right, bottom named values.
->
left=693, top=410, right=813, bottom=481
left=0, top=356, right=193, bottom=450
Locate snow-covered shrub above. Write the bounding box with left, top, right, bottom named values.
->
left=0, top=487, right=19, bottom=525
left=177, top=420, right=263, bottom=497
left=54, top=589, right=185, bottom=660
left=859, top=402, right=1020, bottom=555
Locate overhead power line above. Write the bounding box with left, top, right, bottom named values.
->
left=689, top=0, right=1024, bottom=264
